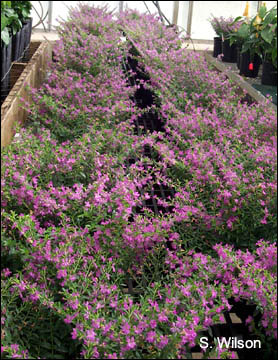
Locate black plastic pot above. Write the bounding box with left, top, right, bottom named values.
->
left=222, top=39, right=237, bottom=62
left=261, top=61, right=277, bottom=85
left=239, top=51, right=260, bottom=78
left=213, top=37, right=222, bottom=58
left=17, top=25, right=27, bottom=60
left=236, top=44, right=241, bottom=69
left=12, top=28, right=23, bottom=62
left=1, top=40, right=12, bottom=95
left=23, top=18, right=33, bottom=51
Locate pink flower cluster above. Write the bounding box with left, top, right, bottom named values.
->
left=209, top=16, right=244, bottom=38
left=1, top=4, right=277, bottom=359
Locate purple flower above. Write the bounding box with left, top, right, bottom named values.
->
left=86, top=329, right=96, bottom=342
left=126, top=337, right=136, bottom=350
left=146, top=331, right=156, bottom=343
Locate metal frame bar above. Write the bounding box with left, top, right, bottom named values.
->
left=48, top=1, right=53, bottom=32
left=172, top=1, right=179, bottom=24
left=119, top=1, right=124, bottom=12
left=187, top=1, right=194, bottom=36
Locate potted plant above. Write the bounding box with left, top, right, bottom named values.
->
left=229, top=1, right=250, bottom=70
left=228, top=22, right=247, bottom=69
left=209, top=16, right=243, bottom=62
left=1, top=1, right=23, bottom=46
left=256, top=5, right=277, bottom=85
left=11, top=1, right=32, bottom=53
left=1, top=1, right=22, bottom=91
left=209, top=16, right=224, bottom=58
left=229, top=21, right=261, bottom=77
left=1, top=1, right=29, bottom=63
left=241, top=4, right=277, bottom=84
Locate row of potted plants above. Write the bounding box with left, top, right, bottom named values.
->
left=210, top=2, right=277, bottom=85
left=1, top=4, right=277, bottom=359
left=1, top=1, right=32, bottom=91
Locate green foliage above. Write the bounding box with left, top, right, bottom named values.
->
left=11, top=1, right=32, bottom=21
left=241, top=5, right=277, bottom=67
left=1, top=277, right=81, bottom=359
left=228, top=21, right=250, bottom=46
left=1, top=7, right=22, bottom=45
left=1, top=1, right=31, bottom=45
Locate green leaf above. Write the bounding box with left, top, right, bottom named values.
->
left=1, top=14, right=9, bottom=31
left=262, top=10, right=277, bottom=27
left=258, top=5, right=267, bottom=19
left=1, top=1, right=11, bottom=9
left=22, top=9, right=29, bottom=18
left=237, top=23, right=250, bottom=39
left=231, top=16, right=243, bottom=25
left=261, top=27, right=274, bottom=44
left=1, top=27, right=10, bottom=45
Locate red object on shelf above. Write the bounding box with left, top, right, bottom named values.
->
left=249, top=63, right=254, bottom=70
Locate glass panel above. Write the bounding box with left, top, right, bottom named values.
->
left=190, top=1, right=259, bottom=40
left=30, top=1, right=50, bottom=30
left=264, top=1, right=277, bottom=10
left=32, top=1, right=121, bottom=30
left=124, top=1, right=174, bottom=23
left=177, top=1, right=190, bottom=32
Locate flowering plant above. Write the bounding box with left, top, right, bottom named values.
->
left=209, top=15, right=244, bottom=39
left=1, top=4, right=277, bottom=359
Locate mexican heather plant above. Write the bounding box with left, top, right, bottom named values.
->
left=1, top=3, right=277, bottom=359
left=120, top=10, right=277, bottom=250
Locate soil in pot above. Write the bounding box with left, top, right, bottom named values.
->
left=239, top=51, right=260, bottom=78
left=222, top=39, right=237, bottom=62
left=213, top=37, right=222, bottom=58
left=261, top=61, right=277, bottom=86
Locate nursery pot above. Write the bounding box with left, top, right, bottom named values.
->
left=239, top=51, right=260, bottom=78
left=1, top=40, right=12, bottom=95
left=222, top=39, right=237, bottom=62
left=23, top=18, right=33, bottom=51
left=261, top=61, right=277, bottom=86
left=11, top=29, right=23, bottom=62
left=18, top=24, right=27, bottom=59
left=236, top=44, right=241, bottom=69
left=213, top=37, right=222, bottom=58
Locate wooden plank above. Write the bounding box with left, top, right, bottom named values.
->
left=1, top=41, right=53, bottom=147
left=192, top=353, right=203, bottom=359
left=229, top=313, right=242, bottom=324
left=204, top=52, right=277, bottom=112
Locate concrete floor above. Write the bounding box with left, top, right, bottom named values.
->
left=31, top=30, right=59, bottom=41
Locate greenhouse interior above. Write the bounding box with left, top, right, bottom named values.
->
left=1, top=1, right=277, bottom=359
